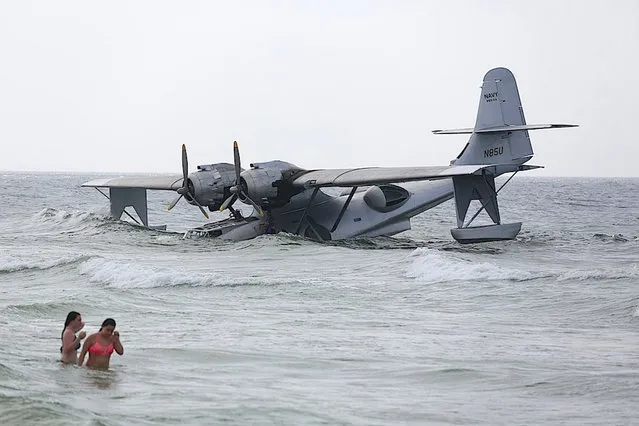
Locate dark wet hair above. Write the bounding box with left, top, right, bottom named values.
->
left=100, top=318, right=116, bottom=331
left=62, top=311, right=81, bottom=340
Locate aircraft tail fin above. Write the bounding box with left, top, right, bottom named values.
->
left=438, top=67, right=576, bottom=166
left=435, top=68, right=577, bottom=243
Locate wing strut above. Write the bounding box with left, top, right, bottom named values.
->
left=330, top=187, right=358, bottom=232
left=295, top=187, right=320, bottom=236
left=463, top=171, right=518, bottom=228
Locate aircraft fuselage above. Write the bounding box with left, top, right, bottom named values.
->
left=212, top=178, right=455, bottom=241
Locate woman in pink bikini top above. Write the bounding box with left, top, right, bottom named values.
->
left=78, top=318, right=124, bottom=369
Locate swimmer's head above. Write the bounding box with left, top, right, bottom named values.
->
left=63, top=311, right=84, bottom=334
left=99, top=318, right=116, bottom=336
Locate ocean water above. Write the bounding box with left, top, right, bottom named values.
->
left=0, top=172, right=638, bottom=425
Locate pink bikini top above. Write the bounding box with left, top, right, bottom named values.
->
left=88, top=339, right=114, bottom=356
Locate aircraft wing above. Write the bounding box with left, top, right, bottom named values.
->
left=81, top=175, right=183, bottom=191
left=291, top=165, right=484, bottom=188
left=291, top=164, right=542, bottom=188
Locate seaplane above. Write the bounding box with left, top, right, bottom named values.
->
left=82, top=67, right=576, bottom=243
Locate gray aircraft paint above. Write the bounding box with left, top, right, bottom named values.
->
left=454, top=67, right=533, bottom=167
left=82, top=68, right=576, bottom=243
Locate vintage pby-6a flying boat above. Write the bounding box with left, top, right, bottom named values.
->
left=83, top=68, right=576, bottom=243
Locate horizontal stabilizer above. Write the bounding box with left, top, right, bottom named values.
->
left=432, top=123, right=578, bottom=135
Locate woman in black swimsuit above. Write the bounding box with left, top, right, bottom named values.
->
left=60, top=311, right=86, bottom=364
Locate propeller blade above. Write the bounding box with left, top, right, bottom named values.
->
left=233, top=141, right=241, bottom=184
left=242, top=192, right=264, bottom=217
left=168, top=144, right=201, bottom=214
left=228, top=140, right=263, bottom=217
left=196, top=204, right=209, bottom=219
left=181, top=144, right=189, bottom=185
left=167, top=194, right=183, bottom=211
left=190, top=196, right=209, bottom=219
left=219, top=193, right=238, bottom=212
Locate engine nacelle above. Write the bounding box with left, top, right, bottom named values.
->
left=242, top=169, right=280, bottom=203
left=240, top=161, right=305, bottom=209
left=188, top=163, right=236, bottom=210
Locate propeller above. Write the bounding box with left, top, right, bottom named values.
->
left=167, top=144, right=209, bottom=219
left=219, top=141, right=264, bottom=217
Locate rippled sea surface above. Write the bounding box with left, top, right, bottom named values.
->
left=1, top=172, right=638, bottom=425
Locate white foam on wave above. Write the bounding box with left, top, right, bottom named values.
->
left=34, top=207, right=94, bottom=224
left=406, top=247, right=532, bottom=283
left=78, top=257, right=226, bottom=289
left=0, top=253, right=89, bottom=273
left=15, top=207, right=106, bottom=235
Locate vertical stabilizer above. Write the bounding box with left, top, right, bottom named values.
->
left=431, top=67, right=577, bottom=243
left=455, top=67, right=533, bottom=166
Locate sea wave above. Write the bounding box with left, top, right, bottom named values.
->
left=592, top=233, right=636, bottom=243
left=405, top=247, right=538, bottom=283
left=1, top=207, right=112, bottom=238
left=556, top=265, right=639, bottom=282
left=33, top=207, right=151, bottom=232
left=3, top=301, right=78, bottom=316
left=12, top=207, right=177, bottom=241
left=0, top=253, right=91, bottom=274
left=34, top=207, right=102, bottom=227
left=77, top=257, right=295, bottom=289
left=0, top=395, right=82, bottom=426
left=406, top=248, right=638, bottom=284
left=0, top=362, right=20, bottom=382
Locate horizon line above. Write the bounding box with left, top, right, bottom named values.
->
left=1, top=169, right=638, bottom=179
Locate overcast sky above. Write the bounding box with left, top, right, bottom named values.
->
left=1, top=1, right=637, bottom=176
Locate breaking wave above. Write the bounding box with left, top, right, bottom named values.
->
left=406, top=248, right=538, bottom=283
left=407, top=248, right=638, bottom=284
left=27, top=207, right=156, bottom=235
left=77, top=257, right=296, bottom=289
left=34, top=207, right=103, bottom=226
left=5, top=207, right=112, bottom=237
